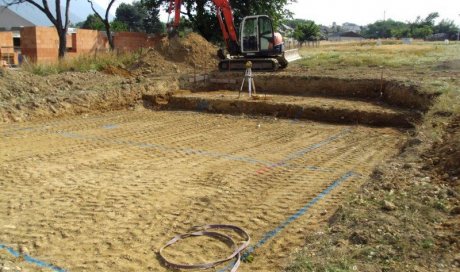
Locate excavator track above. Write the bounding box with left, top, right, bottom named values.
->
left=219, top=58, right=280, bottom=71
left=218, top=49, right=301, bottom=72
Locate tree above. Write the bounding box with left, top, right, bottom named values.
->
left=284, top=19, right=310, bottom=29
left=87, top=0, right=116, bottom=50
left=114, top=2, right=146, bottom=32
left=112, top=1, right=163, bottom=33
left=362, top=19, right=406, bottom=38
left=407, top=12, right=439, bottom=39
left=5, top=0, right=72, bottom=58
left=434, top=19, right=459, bottom=39
left=293, top=20, right=320, bottom=46
left=143, top=0, right=295, bottom=42
left=390, top=25, right=411, bottom=38
left=141, top=0, right=166, bottom=34
left=110, top=20, right=129, bottom=32
left=80, top=14, right=104, bottom=31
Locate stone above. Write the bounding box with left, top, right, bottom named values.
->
left=421, top=177, right=431, bottom=183
left=46, top=97, right=58, bottom=104
left=49, top=105, right=57, bottom=113
left=18, top=245, right=29, bottom=255
left=382, top=200, right=397, bottom=211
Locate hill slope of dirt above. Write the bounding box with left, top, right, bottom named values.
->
left=130, top=33, right=219, bottom=75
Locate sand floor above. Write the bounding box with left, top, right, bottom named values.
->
left=0, top=109, right=404, bottom=271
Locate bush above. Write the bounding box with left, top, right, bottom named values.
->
left=22, top=51, right=141, bottom=76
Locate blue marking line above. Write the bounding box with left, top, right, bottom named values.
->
left=256, top=128, right=352, bottom=174
left=57, top=131, right=272, bottom=165
left=246, top=171, right=357, bottom=254
left=102, top=124, right=118, bottom=130
left=0, top=244, right=66, bottom=272
left=218, top=171, right=358, bottom=272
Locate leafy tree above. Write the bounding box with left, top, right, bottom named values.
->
left=80, top=14, right=105, bottom=31
left=114, top=2, right=146, bottom=32
left=411, top=25, right=433, bottom=39
left=110, top=20, right=129, bottom=32
left=228, top=0, right=294, bottom=29
left=284, top=19, right=310, bottom=29
left=407, top=12, right=439, bottom=39
left=390, top=25, right=411, bottom=38
left=434, top=19, right=459, bottom=38
left=142, top=0, right=165, bottom=34
left=362, top=19, right=406, bottom=38
left=87, top=0, right=116, bottom=49
left=114, top=1, right=163, bottom=33
left=4, top=0, right=72, bottom=58
left=293, top=20, right=320, bottom=46
left=143, top=0, right=295, bottom=42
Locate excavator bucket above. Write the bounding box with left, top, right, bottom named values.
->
left=284, top=48, right=302, bottom=63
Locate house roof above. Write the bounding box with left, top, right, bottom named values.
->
left=280, top=24, right=293, bottom=31
left=339, top=31, right=363, bottom=38
left=0, top=6, right=35, bottom=30
left=329, top=31, right=363, bottom=38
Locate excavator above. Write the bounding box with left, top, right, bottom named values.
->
left=167, top=0, right=301, bottom=71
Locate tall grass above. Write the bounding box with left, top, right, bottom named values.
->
left=22, top=50, right=142, bottom=76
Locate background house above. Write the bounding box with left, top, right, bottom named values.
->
left=341, top=22, right=361, bottom=33
left=328, top=31, right=364, bottom=42
left=0, top=6, right=36, bottom=65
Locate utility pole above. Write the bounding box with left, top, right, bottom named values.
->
left=458, top=14, right=460, bottom=41
left=384, top=10, right=386, bottom=22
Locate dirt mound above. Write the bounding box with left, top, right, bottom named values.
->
left=131, top=33, right=219, bottom=75
left=157, top=33, right=219, bottom=69
left=102, top=65, right=133, bottom=77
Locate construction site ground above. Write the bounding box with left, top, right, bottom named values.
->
left=0, top=109, right=403, bottom=271
left=1, top=37, right=459, bottom=272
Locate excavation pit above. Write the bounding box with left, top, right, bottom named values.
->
left=0, top=109, right=405, bottom=271
left=146, top=90, right=421, bottom=128
left=0, top=75, right=435, bottom=271
left=145, top=74, right=436, bottom=128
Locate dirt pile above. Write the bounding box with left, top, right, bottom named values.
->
left=131, top=33, right=219, bottom=75
left=0, top=68, right=178, bottom=123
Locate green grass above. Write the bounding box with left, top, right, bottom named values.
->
left=288, top=41, right=460, bottom=271
left=298, top=41, right=460, bottom=69
left=22, top=50, right=142, bottom=76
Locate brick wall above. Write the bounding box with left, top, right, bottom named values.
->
left=21, top=27, right=59, bottom=63
left=0, top=31, right=17, bottom=65
left=114, top=32, right=159, bottom=52
left=0, top=32, right=13, bottom=48
left=73, top=29, right=109, bottom=53
left=19, top=27, right=159, bottom=63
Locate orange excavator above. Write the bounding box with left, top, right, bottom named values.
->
left=167, top=0, right=301, bottom=71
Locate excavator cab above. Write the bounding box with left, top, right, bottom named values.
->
left=240, top=15, right=283, bottom=56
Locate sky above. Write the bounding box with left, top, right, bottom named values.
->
left=95, top=0, right=460, bottom=27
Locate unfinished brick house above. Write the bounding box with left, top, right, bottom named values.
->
left=0, top=6, right=160, bottom=65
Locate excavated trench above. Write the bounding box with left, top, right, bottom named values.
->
left=143, top=74, right=436, bottom=128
